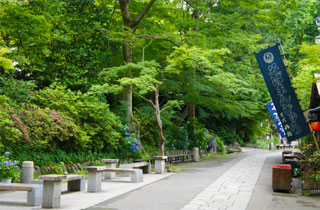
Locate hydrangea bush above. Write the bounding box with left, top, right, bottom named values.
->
left=118, top=126, right=142, bottom=159
left=0, top=152, right=20, bottom=180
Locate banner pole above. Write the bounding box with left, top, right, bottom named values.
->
left=277, top=39, right=320, bottom=151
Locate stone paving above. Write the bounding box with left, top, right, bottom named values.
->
left=180, top=148, right=281, bottom=210
left=0, top=173, right=174, bottom=210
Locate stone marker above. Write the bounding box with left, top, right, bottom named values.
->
left=154, top=156, right=167, bottom=174
left=192, top=147, right=200, bottom=162
left=21, top=161, right=34, bottom=184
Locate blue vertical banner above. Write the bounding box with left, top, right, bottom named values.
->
left=255, top=44, right=310, bottom=142
left=266, top=101, right=286, bottom=139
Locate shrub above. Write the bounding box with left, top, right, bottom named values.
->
left=17, top=107, right=89, bottom=151
left=32, top=85, right=121, bottom=152
left=165, top=126, right=190, bottom=150
left=184, top=119, right=209, bottom=150
left=1, top=143, right=117, bottom=167
left=117, top=125, right=143, bottom=159
left=214, top=125, right=241, bottom=145
left=204, top=130, right=225, bottom=153
left=0, top=77, right=36, bottom=107
left=0, top=152, right=20, bottom=181
left=0, top=96, right=24, bottom=147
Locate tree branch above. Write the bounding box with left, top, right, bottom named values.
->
left=110, top=0, right=118, bottom=19
left=135, top=34, right=180, bottom=46
left=160, top=103, right=176, bottom=113
left=134, top=91, right=156, bottom=108
left=131, top=0, right=157, bottom=28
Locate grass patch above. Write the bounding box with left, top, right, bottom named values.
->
left=166, top=164, right=183, bottom=172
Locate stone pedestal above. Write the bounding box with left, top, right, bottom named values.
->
left=85, top=167, right=102, bottom=192
left=154, top=156, right=167, bottom=174
left=26, top=186, right=42, bottom=206
left=193, top=147, right=200, bottom=162
left=102, top=159, right=119, bottom=179
left=130, top=169, right=143, bottom=183
left=118, top=164, right=131, bottom=177
left=21, top=161, right=34, bottom=183
left=39, top=175, right=66, bottom=208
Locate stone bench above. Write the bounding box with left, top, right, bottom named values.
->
left=119, top=162, right=151, bottom=176
left=38, top=174, right=85, bottom=208
left=101, top=159, right=119, bottom=179
left=85, top=166, right=143, bottom=192
left=0, top=183, right=42, bottom=206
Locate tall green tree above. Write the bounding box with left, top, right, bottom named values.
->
left=0, top=0, right=116, bottom=90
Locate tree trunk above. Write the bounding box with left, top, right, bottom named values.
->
left=154, top=85, right=165, bottom=156
left=188, top=103, right=196, bottom=119
left=122, top=38, right=136, bottom=131
left=119, top=0, right=158, bottom=131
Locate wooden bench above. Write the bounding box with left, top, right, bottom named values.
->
left=119, top=162, right=151, bottom=176
left=282, top=150, right=293, bottom=163
left=133, top=158, right=154, bottom=164
left=166, top=154, right=193, bottom=164
left=0, top=183, right=42, bottom=206
left=85, top=166, right=143, bottom=192
left=38, top=174, right=85, bottom=208
left=277, top=144, right=293, bottom=150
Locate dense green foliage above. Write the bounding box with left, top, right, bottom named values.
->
left=0, top=0, right=319, bottom=165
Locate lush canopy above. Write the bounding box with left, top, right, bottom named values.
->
left=0, top=0, right=319, bottom=164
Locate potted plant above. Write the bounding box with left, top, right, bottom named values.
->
left=0, top=152, right=20, bottom=183
left=299, top=151, right=320, bottom=195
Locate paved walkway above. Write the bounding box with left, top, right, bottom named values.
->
left=180, top=148, right=280, bottom=210
left=1, top=148, right=319, bottom=210
left=0, top=173, right=174, bottom=210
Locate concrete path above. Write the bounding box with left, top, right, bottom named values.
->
left=0, top=173, right=173, bottom=210
left=1, top=148, right=319, bottom=210
left=180, top=148, right=280, bottom=210
left=85, top=148, right=268, bottom=210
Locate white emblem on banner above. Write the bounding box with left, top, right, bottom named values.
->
left=263, top=52, right=274, bottom=63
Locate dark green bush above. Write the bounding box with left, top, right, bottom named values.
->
left=0, top=77, right=37, bottom=107
left=165, top=126, right=190, bottom=150
left=1, top=143, right=117, bottom=167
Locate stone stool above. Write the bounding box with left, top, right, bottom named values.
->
left=101, top=159, right=119, bottom=179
